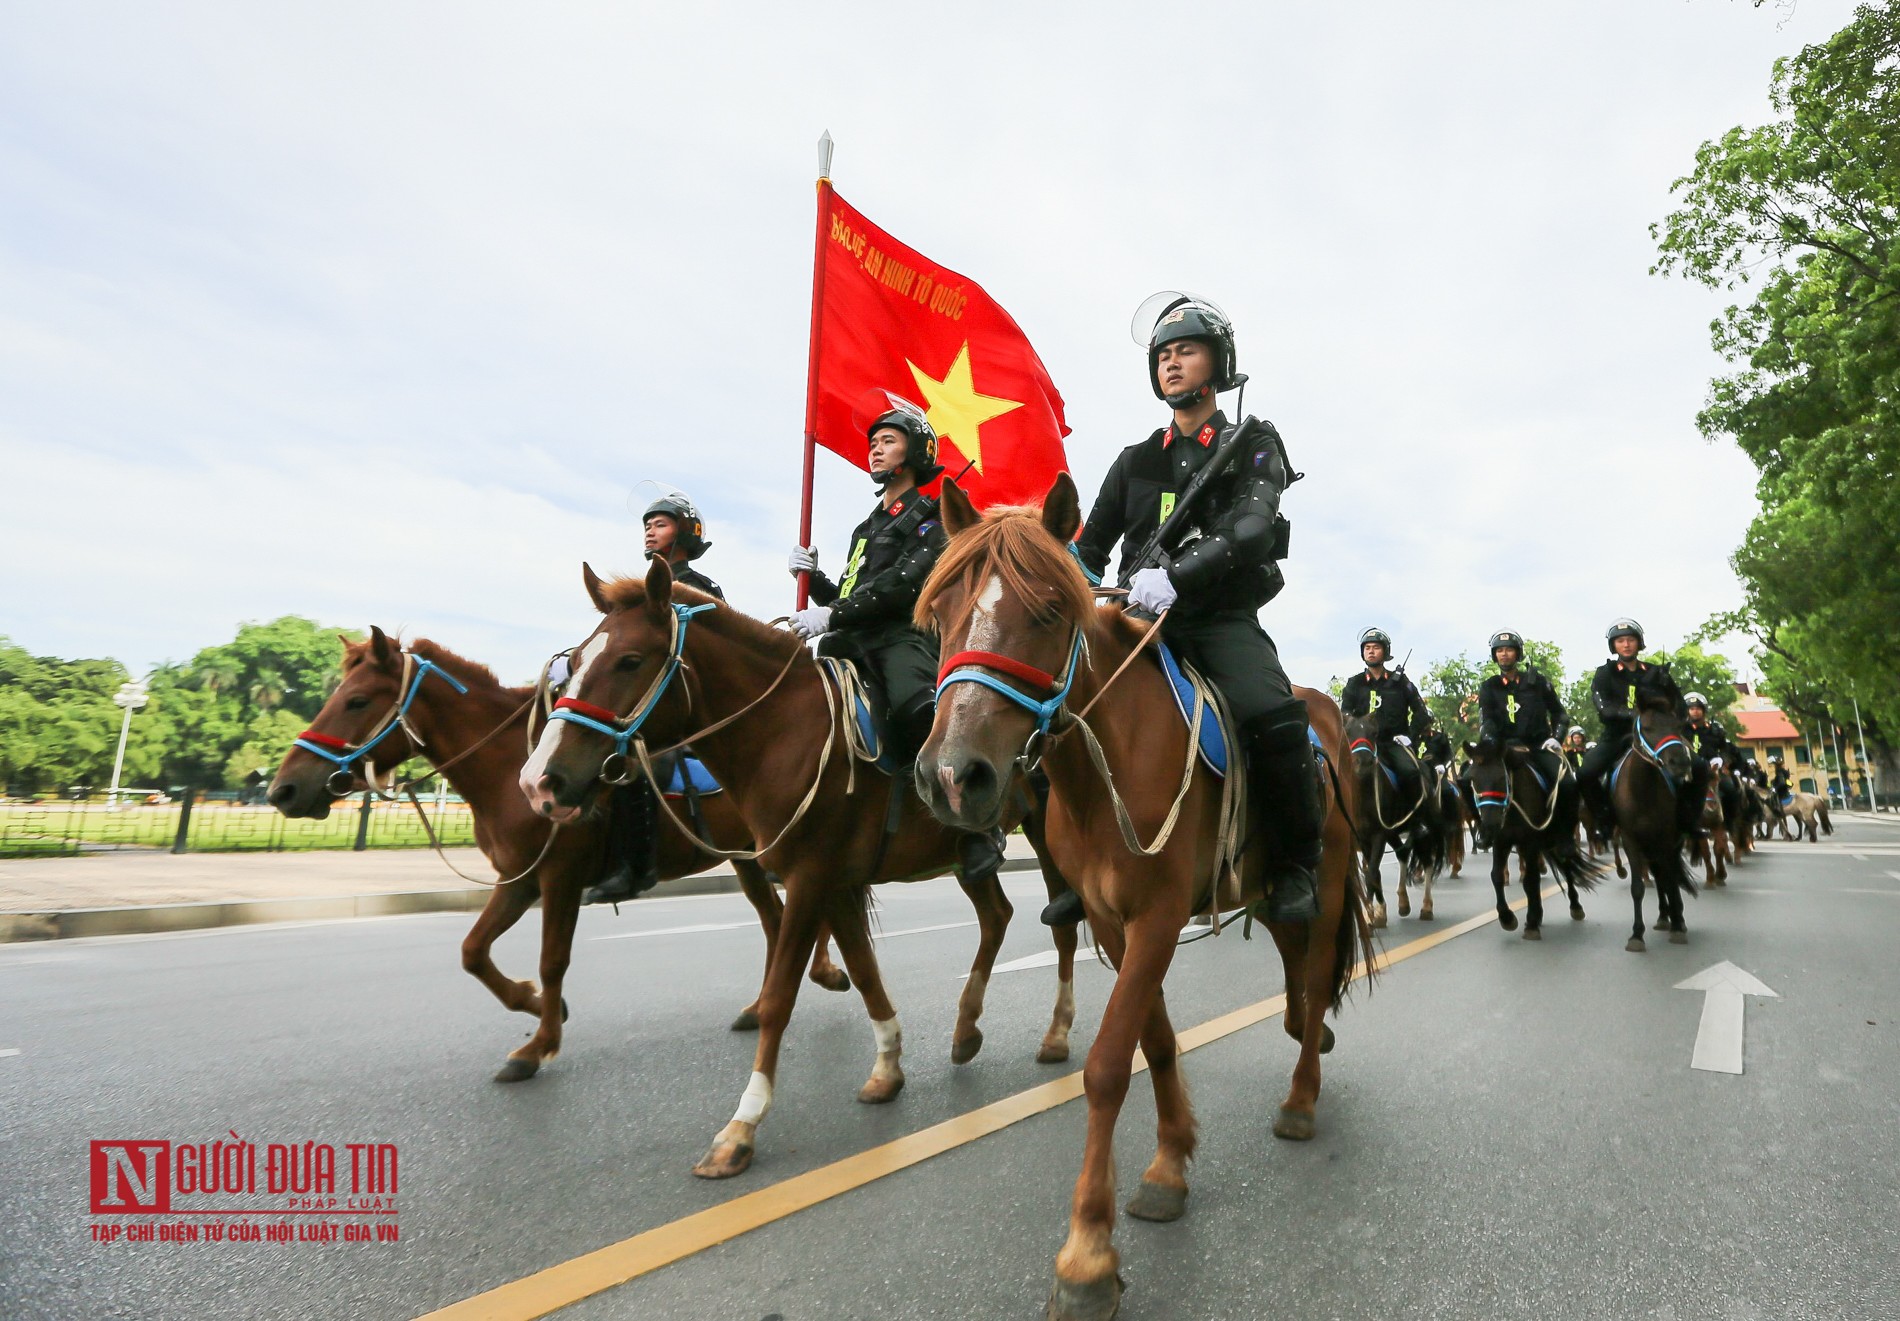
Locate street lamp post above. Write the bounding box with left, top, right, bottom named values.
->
left=107, top=680, right=149, bottom=811
left=1852, top=693, right=1881, bottom=813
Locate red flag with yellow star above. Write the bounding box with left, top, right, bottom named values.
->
left=806, top=190, right=1070, bottom=511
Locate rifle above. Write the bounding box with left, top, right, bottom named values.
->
left=1117, top=414, right=1267, bottom=589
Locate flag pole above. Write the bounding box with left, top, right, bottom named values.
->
left=795, top=130, right=835, bottom=609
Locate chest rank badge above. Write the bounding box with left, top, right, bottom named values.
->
left=1506, top=694, right=1520, bottom=724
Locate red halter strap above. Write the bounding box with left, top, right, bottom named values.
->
left=552, top=695, right=623, bottom=726
left=937, top=650, right=1059, bottom=694
left=296, top=729, right=351, bottom=752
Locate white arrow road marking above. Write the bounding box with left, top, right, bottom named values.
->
left=1675, top=961, right=1778, bottom=1075
left=968, top=949, right=1066, bottom=978
left=594, top=921, right=756, bottom=941
left=0, top=1048, right=20, bottom=1059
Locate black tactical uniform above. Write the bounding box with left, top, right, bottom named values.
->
left=806, top=492, right=946, bottom=757
left=1419, top=726, right=1454, bottom=777
left=1685, top=719, right=1734, bottom=767
left=1068, top=293, right=1319, bottom=925
left=1478, top=668, right=1569, bottom=791
left=672, top=564, right=725, bottom=601
left=1340, top=667, right=1431, bottom=804
left=1771, top=764, right=1792, bottom=800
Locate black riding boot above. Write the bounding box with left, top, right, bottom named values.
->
left=583, top=779, right=661, bottom=906
left=1040, top=885, right=1084, bottom=926
left=1245, top=712, right=1323, bottom=924
left=959, top=827, right=1006, bottom=884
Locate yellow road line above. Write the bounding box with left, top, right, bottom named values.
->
left=418, top=888, right=1549, bottom=1321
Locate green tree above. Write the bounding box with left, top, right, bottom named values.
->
left=1653, top=4, right=1900, bottom=742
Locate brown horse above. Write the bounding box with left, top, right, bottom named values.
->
left=1463, top=741, right=1601, bottom=937
left=518, top=563, right=1080, bottom=1180
left=267, top=629, right=849, bottom=1083
left=1695, top=778, right=1731, bottom=886
left=1785, top=790, right=1835, bottom=842
left=1610, top=700, right=1698, bottom=952
left=914, top=477, right=1371, bottom=1321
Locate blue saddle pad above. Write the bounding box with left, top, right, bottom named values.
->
left=1154, top=642, right=1230, bottom=778
left=1528, top=765, right=1550, bottom=794
left=663, top=755, right=723, bottom=798
left=846, top=681, right=905, bottom=777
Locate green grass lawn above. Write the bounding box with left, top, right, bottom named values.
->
left=0, top=798, right=478, bottom=857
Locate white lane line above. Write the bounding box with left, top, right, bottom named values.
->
left=0, top=1048, right=20, bottom=1058
left=1676, top=962, right=1778, bottom=1075
left=593, top=921, right=757, bottom=942
left=873, top=920, right=977, bottom=941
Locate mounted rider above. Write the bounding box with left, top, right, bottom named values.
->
left=1057, top=292, right=1321, bottom=928
left=1769, top=757, right=1792, bottom=802
left=1475, top=629, right=1577, bottom=827
left=1340, top=628, right=1432, bottom=808
left=1684, top=693, right=1736, bottom=771
left=785, top=391, right=1005, bottom=885
left=1576, top=618, right=1704, bottom=841
left=582, top=492, right=725, bottom=905
left=1562, top=726, right=1587, bottom=771
left=1417, top=718, right=1455, bottom=781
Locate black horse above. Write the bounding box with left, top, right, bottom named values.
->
left=1610, top=699, right=1699, bottom=951
left=1344, top=711, right=1451, bottom=927
left=1464, top=741, right=1603, bottom=938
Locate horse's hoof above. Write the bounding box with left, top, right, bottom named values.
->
left=1626, top=937, right=1646, bottom=953
left=857, top=1074, right=905, bottom=1105
left=1317, top=1023, right=1336, bottom=1054
left=1037, top=1040, right=1071, bottom=1064
left=951, top=1029, right=984, bottom=1065
left=1498, top=909, right=1519, bottom=931
left=812, top=966, right=852, bottom=993
left=493, top=1056, right=540, bottom=1084
left=1047, top=1272, right=1124, bottom=1321
left=1272, top=1106, right=1317, bottom=1141
left=729, top=1008, right=760, bottom=1032
left=1124, top=1179, right=1188, bottom=1222
left=1419, top=907, right=1434, bottom=922
left=1398, top=897, right=1411, bottom=918
left=1669, top=929, right=1688, bottom=945
left=1522, top=927, right=1542, bottom=941
left=560, top=997, right=570, bottom=1024
left=1570, top=905, right=1585, bottom=921
left=691, top=1141, right=753, bottom=1180
left=1370, top=905, right=1388, bottom=930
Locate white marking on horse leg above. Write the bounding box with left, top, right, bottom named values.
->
left=957, top=971, right=989, bottom=1033
left=731, top=1069, right=774, bottom=1125
left=870, top=1015, right=903, bottom=1082
left=1046, top=976, right=1076, bottom=1048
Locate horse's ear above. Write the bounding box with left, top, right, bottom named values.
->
left=940, top=479, right=979, bottom=537
left=582, top=562, right=611, bottom=615
left=368, top=625, right=393, bottom=667
left=644, top=555, right=674, bottom=625
left=1041, top=472, right=1081, bottom=543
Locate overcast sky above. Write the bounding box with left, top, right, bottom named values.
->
left=0, top=0, right=1856, bottom=692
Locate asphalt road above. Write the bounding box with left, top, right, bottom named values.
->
left=3, top=823, right=1897, bottom=1320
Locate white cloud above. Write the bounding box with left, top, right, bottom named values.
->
left=0, top=0, right=1856, bottom=692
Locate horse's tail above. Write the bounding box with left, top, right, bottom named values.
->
left=1541, top=836, right=1604, bottom=893
left=1332, top=846, right=1375, bottom=1012
left=1819, top=802, right=1834, bottom=835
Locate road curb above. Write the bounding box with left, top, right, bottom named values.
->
left=0, top=858, right=1040, bottom=943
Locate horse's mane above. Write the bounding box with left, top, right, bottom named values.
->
left=598, top=576, right=801, bottom=662
left=338, top=634, right=528, bottom=697
left=914, top=506, right=1101, bottom=637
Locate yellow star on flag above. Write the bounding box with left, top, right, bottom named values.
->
left=907, top=342, right=1023, bottom=474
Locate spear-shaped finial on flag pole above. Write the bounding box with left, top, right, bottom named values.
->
left=795, top=131, right=835, bottom=609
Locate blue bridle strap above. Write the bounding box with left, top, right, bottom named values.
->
left=292, top=654, right=468, bottom=776
left=547, top=602, right=719, bottom=756
left=935, top=631, right=1084, bottom=736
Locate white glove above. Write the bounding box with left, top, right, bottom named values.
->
left=1710, top=756, right=1724, bottom=770
left=787, top=546, right=819, bottom=576
left=1542, top=737, right=1562, bottom=753
left=1126, top=567, right=1178, bottom=614
left=546, top=653, right=572, bottom=689
left=1393, top=735, right=1412, bottom=749
left=788, top=605, right=832, bottom=639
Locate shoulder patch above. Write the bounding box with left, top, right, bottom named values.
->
left=919, top=521, right=938, bottom=536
